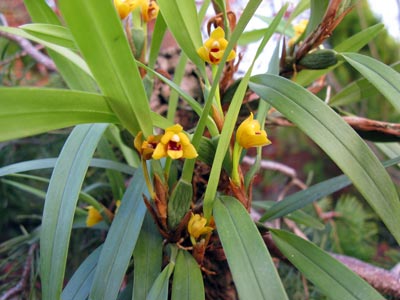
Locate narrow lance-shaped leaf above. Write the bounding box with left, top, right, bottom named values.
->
left=329, top=61, right=400, bottom=107
left=133, top=212, right=163, bottom=300
left=40, top=124, right=108, bottom=300
left=340, top=52, right=400, bottom=112
left=0, top=88, right=117, bottom=142
left=146, top=250, right=176, bottom=300
left=214, top=196, right=288, bottom=300
left=89, top=167, right=148, bottom=300
left=23, top=0, right=97, bottom=91
left=0, top=87, right=169, bottom=142
left=0, top=26, right=92, bottom=77
left=252, top=201, right=325, bottom=230
left=1, top=179, right=46, bottom=199
left=20, top=23, right=76, bottom=50
left=171, top=250, right=205, bottom=300
left=62, top=246, right=103, bottom=300
left=97, top=137, right=126, bottom=200
left=270, top=229, right=384, bottom=300
left=260, top=156, right=400, bottom=222
left=59, top=0, right=153, bottom=136
left=0, top=158, right=135, bottom=177
left=249, top=74, right=400, bottom=245
left=305, top=0, right=329, bottom=36
left=156, top=0, right=204, bottom=72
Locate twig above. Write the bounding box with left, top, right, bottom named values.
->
left=330, top=253, right=400, bottom=298
left=0, top=30, right=56, bottom=71
left=0, top=243, right=38, bottom=300
left=266, top=115, right=400, bottom=140
left=263, top=230, right=400, bottom=298
left=283, top=218, right=308, bottom=240
left=241, top=156, right=297, bottom=178
left=391, top=262, right=400, bottom=277
left=0, top=44, right=46, bottom=67
left=342, top=116, right=400, bottom=137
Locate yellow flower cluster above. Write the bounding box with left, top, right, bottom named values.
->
left=197, top=27, right=236, bottom=65
left=134, top=124, right=198, bottom=160
left=113, top=0, right=159, bottom=21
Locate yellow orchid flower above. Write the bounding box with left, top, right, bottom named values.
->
left=114, top=0, right=158, bottom=22
left=289, top=19, right=308, bottom=47
left=236, top=113, right=271, bottom=149
left=85, top=201, right=121, bottom=227
left=187, top=213, right=214, bottom=245
left=133, top=0, right=159, bottom=22
left=114, top=0, right=136, bottom=19
left=197, top=27, right=236, bottom=65
left=143, top=0, right=159, bottom=22
left=86, top=206, right=104, bottom=227
left=152, top=124, right=198, bottom=160
left=134, top=131, right=162, bottom=160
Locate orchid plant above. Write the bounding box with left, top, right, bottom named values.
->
left=1, top=0, right=400, bottom=299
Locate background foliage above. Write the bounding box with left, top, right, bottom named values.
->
left=1, top=0, right=400, bottom=299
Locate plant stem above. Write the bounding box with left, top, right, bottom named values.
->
left=141, top=159, right=155, bottom=199
left=164, top=157, right=172, bottom=181
left=231, top=141, right=242, bottom=186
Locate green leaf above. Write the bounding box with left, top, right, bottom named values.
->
left=0, top=158, right=135, bottom=177
left=1, top=178, right=46, bottom=199
left=340, top=53, right=400, bottom=112
left=59, top=0, right=153, bottom=136
left=376, top=142, right=400, bottom=163
left=97, top=137, right=126, bottom=200
left=0, top=88, right=117, bottom=142
left=0, top=26, right=92, bottom=77
left=260, top=156, right=400, bottom=222
left=295, top=24, right=385, bottom=86
left=214, top=196, right=288, bottom=300
left=166, top=53, right=188, bottom=122
left=62, top=246, right=102, bottom=300
left=23, top=0, right=61, bottom=25
left=330, top=62, right=400, bottom=107
left=148, top=14, right=167, bottom=70
left=261, top=175, right=349, bottom=222
left=203, top=69, right=252, bottom=219
left=133, top=212, right=163, bottom=300
left=40, top=124, right=108, bottom=299
left=334, top=24, right=385, bottom=53
left=105, top=125, right=140, bottom=168
left=249, top=74, right=400, bottom=245
left=238, top=17, right=294, bottom=45
left=171, top=250, right=204, bottom=300
left=146, top=262, right=175, bottom=300
left=306, top=0, right=329, bottom=36
left=23, top=0, right=97, bottom=91
left=252, top=201, right=325, bottom=230
left=89, top=167, right=147, bottom=300
left=20, top=23, right=76, bottom=49
left=156, top=0, right=204, bottom=71
left=270, top=229, right=384, bottom=299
